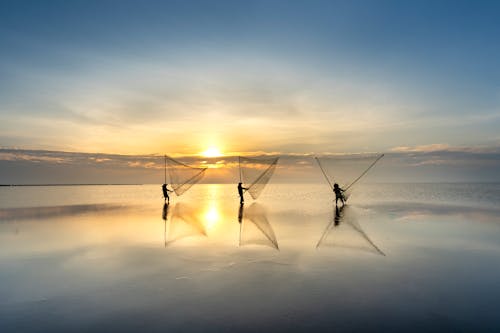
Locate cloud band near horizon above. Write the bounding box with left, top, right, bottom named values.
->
left=1, top=145, right=499, bottom=184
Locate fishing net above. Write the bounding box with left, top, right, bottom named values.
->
left=315, top=153, right=384, bottom=200
left=165, top=156, right=207, bottom=196
left=239, top=156, right=279, bottom=200
left=316, top=206, right=385, bottom=256
left=239, top=203, right=279, bottom=250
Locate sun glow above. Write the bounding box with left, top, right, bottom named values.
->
left=203, top=185, right=221, bottom=230
left=204, top=204, right=220, bottom=230
left=202, top=147, right=222, bottom=158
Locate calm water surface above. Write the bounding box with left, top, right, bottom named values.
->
left=1, top=183, right=499, bottom=332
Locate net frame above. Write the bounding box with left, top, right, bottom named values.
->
left=315, top=154, right=384, bottom=200
left=239, top=156, right=279, bottom=200
left=165, top=155, right=207, bottom=196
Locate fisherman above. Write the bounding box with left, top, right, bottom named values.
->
left=333, top=183, right=346, bottom=206
left=237, top=182, right=248, bottom=204
left=162, top=183, right=173, bottom=204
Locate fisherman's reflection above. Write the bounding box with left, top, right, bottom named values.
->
left=238, top=203, right=279, bottom=250
left=317, top=204, right=385, bottom=256
left=334, top=205, right=343, bottom=226
left=161, top=202, right=207, bottom=247
left=238, top=203, right=244, bottom=224
left=162, top=202, right=169, bottom=221
left=162, top=203, right=170, bottom=247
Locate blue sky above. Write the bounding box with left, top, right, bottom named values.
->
left=0, top=0, right=499, bottom=182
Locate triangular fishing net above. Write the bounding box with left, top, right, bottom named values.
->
left=165, top=156, right=207, bottom=196
left=315, top=154, right=384, bottom=200
left=239, top=203, right=279, bottom=250
left=239, top=156, right=279, bottom=200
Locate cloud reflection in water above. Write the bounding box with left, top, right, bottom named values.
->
left=0, top=204, right=126, bottom=221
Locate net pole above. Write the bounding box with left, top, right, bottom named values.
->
left=238, top=156, right=242, bottom=183
left=315, top=157, right=334, bottom=190
left=316, top=219, right=334, bottom=248
left=344, top=154, right=384, bottom=191
left=164, top=155, right=167, bottom=184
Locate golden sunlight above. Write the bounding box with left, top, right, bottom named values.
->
left=204, top=204, right=220, bottom=230
left=203, top=185, right=221, bottom=230
left=201, top=147, right=223, bottom=158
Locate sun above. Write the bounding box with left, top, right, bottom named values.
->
left=201, top=147, right=223, bottom=158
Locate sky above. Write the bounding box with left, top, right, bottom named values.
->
left=1, top=0, right=499, bottom=183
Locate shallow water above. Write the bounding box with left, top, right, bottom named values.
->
left=1, top=183, right=499, bottom=332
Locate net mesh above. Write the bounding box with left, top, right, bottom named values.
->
left=166, top=156, right=207, bottom=196
left=315, top=154, right=384, bottom=200
left=239, top=156, right=279, bottom=200
left=240, top=203, right=279, bottom=250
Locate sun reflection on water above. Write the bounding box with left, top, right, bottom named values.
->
left=204, top=204, right=220, bottom=231
left=203, top=185, right=222, bottom=231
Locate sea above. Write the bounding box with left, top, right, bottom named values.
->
left=1, top=183, right=499, bottom=332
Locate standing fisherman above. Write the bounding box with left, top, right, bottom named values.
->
left=162, top=183, right=173, bottom=204
left=237, top=182, right=249, bottom=204
left=333, top=183, right=346, bottom=207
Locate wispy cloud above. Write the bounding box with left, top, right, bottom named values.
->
left=391, top=143, right=500, bottom=154
left=391, top=144, right=452, bottom=153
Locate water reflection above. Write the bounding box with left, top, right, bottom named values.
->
left=359, top=202, right=500, bottom=223
left=0, top=204, right=124, bottom=221
left=2, top=184, right=500, bottom=332
left=238, top=203, right=244, bottom=246
left=162, top=202, right=169, bottom=221
left=317, top=205, right=385, bottom=256
left=238, top=203, right=279, bottom=250
left=162, top=202, right=207, bottom=246
left=162, top=203, right=170, bottom=247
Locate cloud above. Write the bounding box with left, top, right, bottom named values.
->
left=4, top=48, right=478, bottom=155
left=391, top=144, right=452, bottom=153
left=390, top=143, right=500, bottom=155
left=1, top=147, right=500, bottom=184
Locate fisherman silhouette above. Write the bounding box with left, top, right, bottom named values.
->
left=162, top=184, right=173, bottom=204
left=237, top=182, right=249, bottom=204
left=333, top=183, right=346, bottom=207
left=238, top=203, right=244, bottom=224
